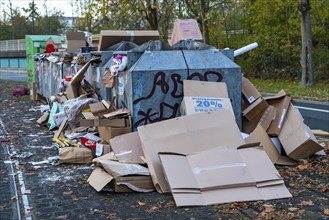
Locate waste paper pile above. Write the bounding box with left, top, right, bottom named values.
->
left=30, top=19, right=326, bottom=207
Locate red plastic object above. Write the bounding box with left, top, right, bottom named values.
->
left=0, top=139, right=10, bottom=142
left=12, top=88, right=27, bottom=96
left=81, top=137, right=97, bottom=149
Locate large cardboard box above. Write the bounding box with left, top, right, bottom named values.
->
left=98, top=30, right=160, bottom=51
left=278, top=105, right=323, bottom=160
left=138, top=109, right=245, bottom=193
left=265, top=90, right=291, bottom=136
left=66, top=32, right=86, bottom=53
left=110, top=132, right=145, bottom=164
left=242, top=77, right=262, bottom=104
left=158, top=146, right=291, bottom=206
left=98, top=117, right=132, bottom=143
left=245, top=124, right=294, bottom=165
left=170, top=19, right=203, bottom=46
left=180, top=80, right=234, bottom=117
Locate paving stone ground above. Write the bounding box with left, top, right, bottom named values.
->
left=0, top=79, right=328, bottom=220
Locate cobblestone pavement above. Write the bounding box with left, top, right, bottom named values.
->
left=0, top=79, right=328, bottom=220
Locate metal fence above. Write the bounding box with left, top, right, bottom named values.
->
left=0, top=39, right=26, bottom=51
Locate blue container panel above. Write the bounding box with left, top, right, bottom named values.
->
left=1, top=59, right=9, bottom=68
left=19, top=58, right=27, bottom=68
left=9, top=59, right=19, bottom=68
left=127, top=51, right=188, bottom=130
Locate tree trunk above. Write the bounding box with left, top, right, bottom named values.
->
left=299, top=0, right=314, bottom=86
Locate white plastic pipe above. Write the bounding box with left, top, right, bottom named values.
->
left=234, top=42, right=258, bottom=57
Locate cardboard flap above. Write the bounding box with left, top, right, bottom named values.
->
left=242, top=97, right=269, bottom=121
left=264, top=89, right=287, bottom=101
left=98, top=30, right=160, bottom=50
left=159, top=147, right=256, bottom=191
left=239, top=147, right=282, bottom=182
left=138, top=110, right=245, bottom=193
left=245, top=124, right=281, bottom=164
left=242, top=77, right=262, bottom=103
left=103, top=108, right=131, bottom=119
left=54, top=118, right=68, bottom=139
left=110, top=132, right=145, bottom=164
left=87, top=167, right=114, bottom=192
left=66, top=32, right=85, bottom=40
left=95, top=158, right=149, bottom=177
left=183, top=80, right=229, bottom=98
left=90, top=102, right=107, bottom=114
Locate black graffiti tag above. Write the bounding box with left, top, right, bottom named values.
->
left=188, top=71, right=223, bottom=82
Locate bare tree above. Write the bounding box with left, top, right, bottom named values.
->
left=299, top=0, right=314, bottom=86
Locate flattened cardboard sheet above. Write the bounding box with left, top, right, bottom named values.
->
left=110, top=132, right=145, bottom=164
left=138, top=110, right=245, bottom=193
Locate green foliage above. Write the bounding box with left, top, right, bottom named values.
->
left=249, top=77, right=329, bottom=101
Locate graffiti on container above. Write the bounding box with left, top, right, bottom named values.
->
left=133, top=70, right=223, bottom=128
left=188, top=71, right=223, bottom=82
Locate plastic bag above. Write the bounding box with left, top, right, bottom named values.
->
left=64, top=97, right=99, bottom=129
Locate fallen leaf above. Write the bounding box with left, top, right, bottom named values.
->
left=324, top=208, right=329, bottom=216
left=288, top=207, right=299, bottom=212
left=297, top=164, right=310, bottom=170
left=263, top=204, right=275, bottom=213
left=63, top=191, right=73, bottom=195
left=300, top=200, right=314, bottom=206
left=24, top=190, right=31, bottom=194
left=11, top=196, right=16, bottom=200
left=137, top=201, right=146, bottom=206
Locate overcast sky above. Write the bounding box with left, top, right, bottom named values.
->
left=1, top=0, right=74, bottom=17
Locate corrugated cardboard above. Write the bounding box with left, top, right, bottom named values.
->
left=98, top=117, right=132, bottom=143
left=243, top=105, right=276, bottom=134
left=245, top=124, right=294, bottom=165
left=243, top=97, right=269, bottom=121
left=66, top=62, right=91, bottom=100
left=278, top=105, right=323, bottom=160
left=138, top=110, right=245, bottom=193
left=54, top=118, right=68, bottom=139
left=158, top=146, right=291, bottom=206
left=80, top=117, right=127, bottom=128
left=87, top=167, right=154, bottom=193
left=59, top=147, right=93, bottom=164
left=183, top=80, right=229, bottom=98
left=98, top=30, right=160, bottom=51
left=110, top=132, right=145, bottom=164
left=180, top=80, right=234, bottom=117
left=66, top=32, right=86, bottom=53
left=265, top=90, right=291, bottom=136
left=37, top=111, right=50, bottom=126
left=170, top=19, right=203, bottom=46
left=242, top=77, right=262, bottom=104
left=66, top=57, right=100, bottom=100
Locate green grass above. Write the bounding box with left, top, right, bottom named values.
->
left=249, top=77, right=329, bottom=102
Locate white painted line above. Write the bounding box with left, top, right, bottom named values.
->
left=295, top=106, right=329, bottom=113
left=5, top=146, right=22, bottom=220
left=17, top=172, right=32, bottom=220
left=1, top=119, right=32, bottom=220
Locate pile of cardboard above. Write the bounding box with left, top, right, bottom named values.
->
left=84, top=79, right=325, bottom=207
left=242, top=77, right=323, bottom=161
left=35, top=65, right=325, bottom=206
